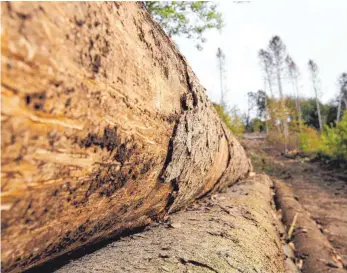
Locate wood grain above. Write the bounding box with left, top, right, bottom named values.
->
left=1, top=2, right=251, bottom=272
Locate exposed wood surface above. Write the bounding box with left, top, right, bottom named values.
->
left=52, top=175, right=285, bottom=273
left=1, top=2, right=251, bottom=272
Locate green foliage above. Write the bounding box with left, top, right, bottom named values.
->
left=300, top=97, right=330, bottom=129
left=144, top=1, right=223, bottom=50
left=249, top=152, right=274, bottom=174
left=213, top=103, right=245, bottom=137
left=250, top=118, right=265, bottom=133
left=326, top=104, right=338, bottom=127
left=321, top=111, right=347, bottom=160
left=294, top=110, right=347, bottom=160
left=299, top=126, right=322, bottom=154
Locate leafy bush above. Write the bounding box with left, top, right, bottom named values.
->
left=250, top=118, right=265, bottom=133
left=213, top=103, right=245, bottom=137
left=299, top=126, right=322, bottom=154
left=320, top=111, right=347, bottom=160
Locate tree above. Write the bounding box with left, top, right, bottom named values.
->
left=308, top=60, right=323, bottom=132
left=301, top=98, right=331, bottom=129
left=258, top=49, right=274, bottom=135
left=267, top=36, right=289, bottom=153
left=326, top=101, right=338, bottom=126
left=216, top=47, right=226, bottom=106
left=250, top=117, right=265, bottom=133
left=144, top=1, right=223, bottom=50
left=255, top=90, right=267, bottom=118
left=256, top=89, right=269, bottom=134
left=213, top=103, right=245, bottom=137
left=285, top=55, right=302, bottom=131
left=322, top=110, right=347, bottom=161
left=51, top=175, right=285, bottom=273
left=245, top=90, right=268, bottom=133
left=246, top=91, right=258, bottom=130
left=1, top=3, right=249, bottom=272
left=258, top=49, right=274, bottom=97
left=337, top=72, right=347, bottom=123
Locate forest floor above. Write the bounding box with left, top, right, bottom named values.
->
left=242, top=135, right=347, bottom=270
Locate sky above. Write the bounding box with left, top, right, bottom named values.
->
left=174, top=0, right=347, bottom=114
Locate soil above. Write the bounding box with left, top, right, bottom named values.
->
left=242, top=135, right=347, bottom=272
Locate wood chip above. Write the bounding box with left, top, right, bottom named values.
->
left=169, top=222, right=182, bottom=229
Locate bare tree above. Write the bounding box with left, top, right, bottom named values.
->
left=337, top=72, right=347, bottom=123
left=258, top=49, right=274, bottom=97
left=216, top=47, right=226, bottom=106
left=285, top=55, right=302, bottom=132
left=258, top=49, right=275, bottom=135
left=267, top=36, right=289, bottom=154
left=308, top=60, right=323, bottom=132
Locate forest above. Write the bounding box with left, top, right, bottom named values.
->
left=216, top=36, right=347, bottom=163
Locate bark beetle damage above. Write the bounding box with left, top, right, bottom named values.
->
left=25, top=91, right=46, bottom=111
left=3, top=128, right=157, bottom=272
left=80, top=126, right=153, bottom=199
left=73, top=5, right=112, bottom=77
left=1, top=3, right=251, bottom=272
left=80, top=126, right=122, bottom=152
left=7, top=215, right=121, bottom=273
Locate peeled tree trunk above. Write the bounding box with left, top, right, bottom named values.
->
left=1, top=2, right=251, bottom=272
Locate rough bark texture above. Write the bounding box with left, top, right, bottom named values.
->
left=1, top=2, right=251, bottom=272
left=274, top=180, right=345, bottom=273
left=50, top=175, right=285, bottom=273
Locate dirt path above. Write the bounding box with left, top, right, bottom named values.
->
left=243, top=137, right=347, bottom=270
left=282, top=160, right=347, bottom=262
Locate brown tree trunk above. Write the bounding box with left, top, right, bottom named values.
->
left=1, top=2, right=251, bottom=272
left=53, top=175, right=285, bottom=273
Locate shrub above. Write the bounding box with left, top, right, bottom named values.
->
left=250, top=118, right=265, bottom=133
left=213, top=103, right=245, bottom=137
left=299, top=126, right=322, bottom=154
left=320, top=111, right=347, bottom=160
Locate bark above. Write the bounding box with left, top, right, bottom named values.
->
left=1, top=2, right=251, bottom=272
left=51, top=175, right=285, bottom=273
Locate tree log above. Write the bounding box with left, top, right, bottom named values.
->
left=52, top=175, right=285, bottom=273
left=1, top=2, right=251, bottom=272
left=274, top=180, right=345, bottom=273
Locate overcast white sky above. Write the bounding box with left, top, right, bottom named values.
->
left=174, top=0, right=347, bottom=114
